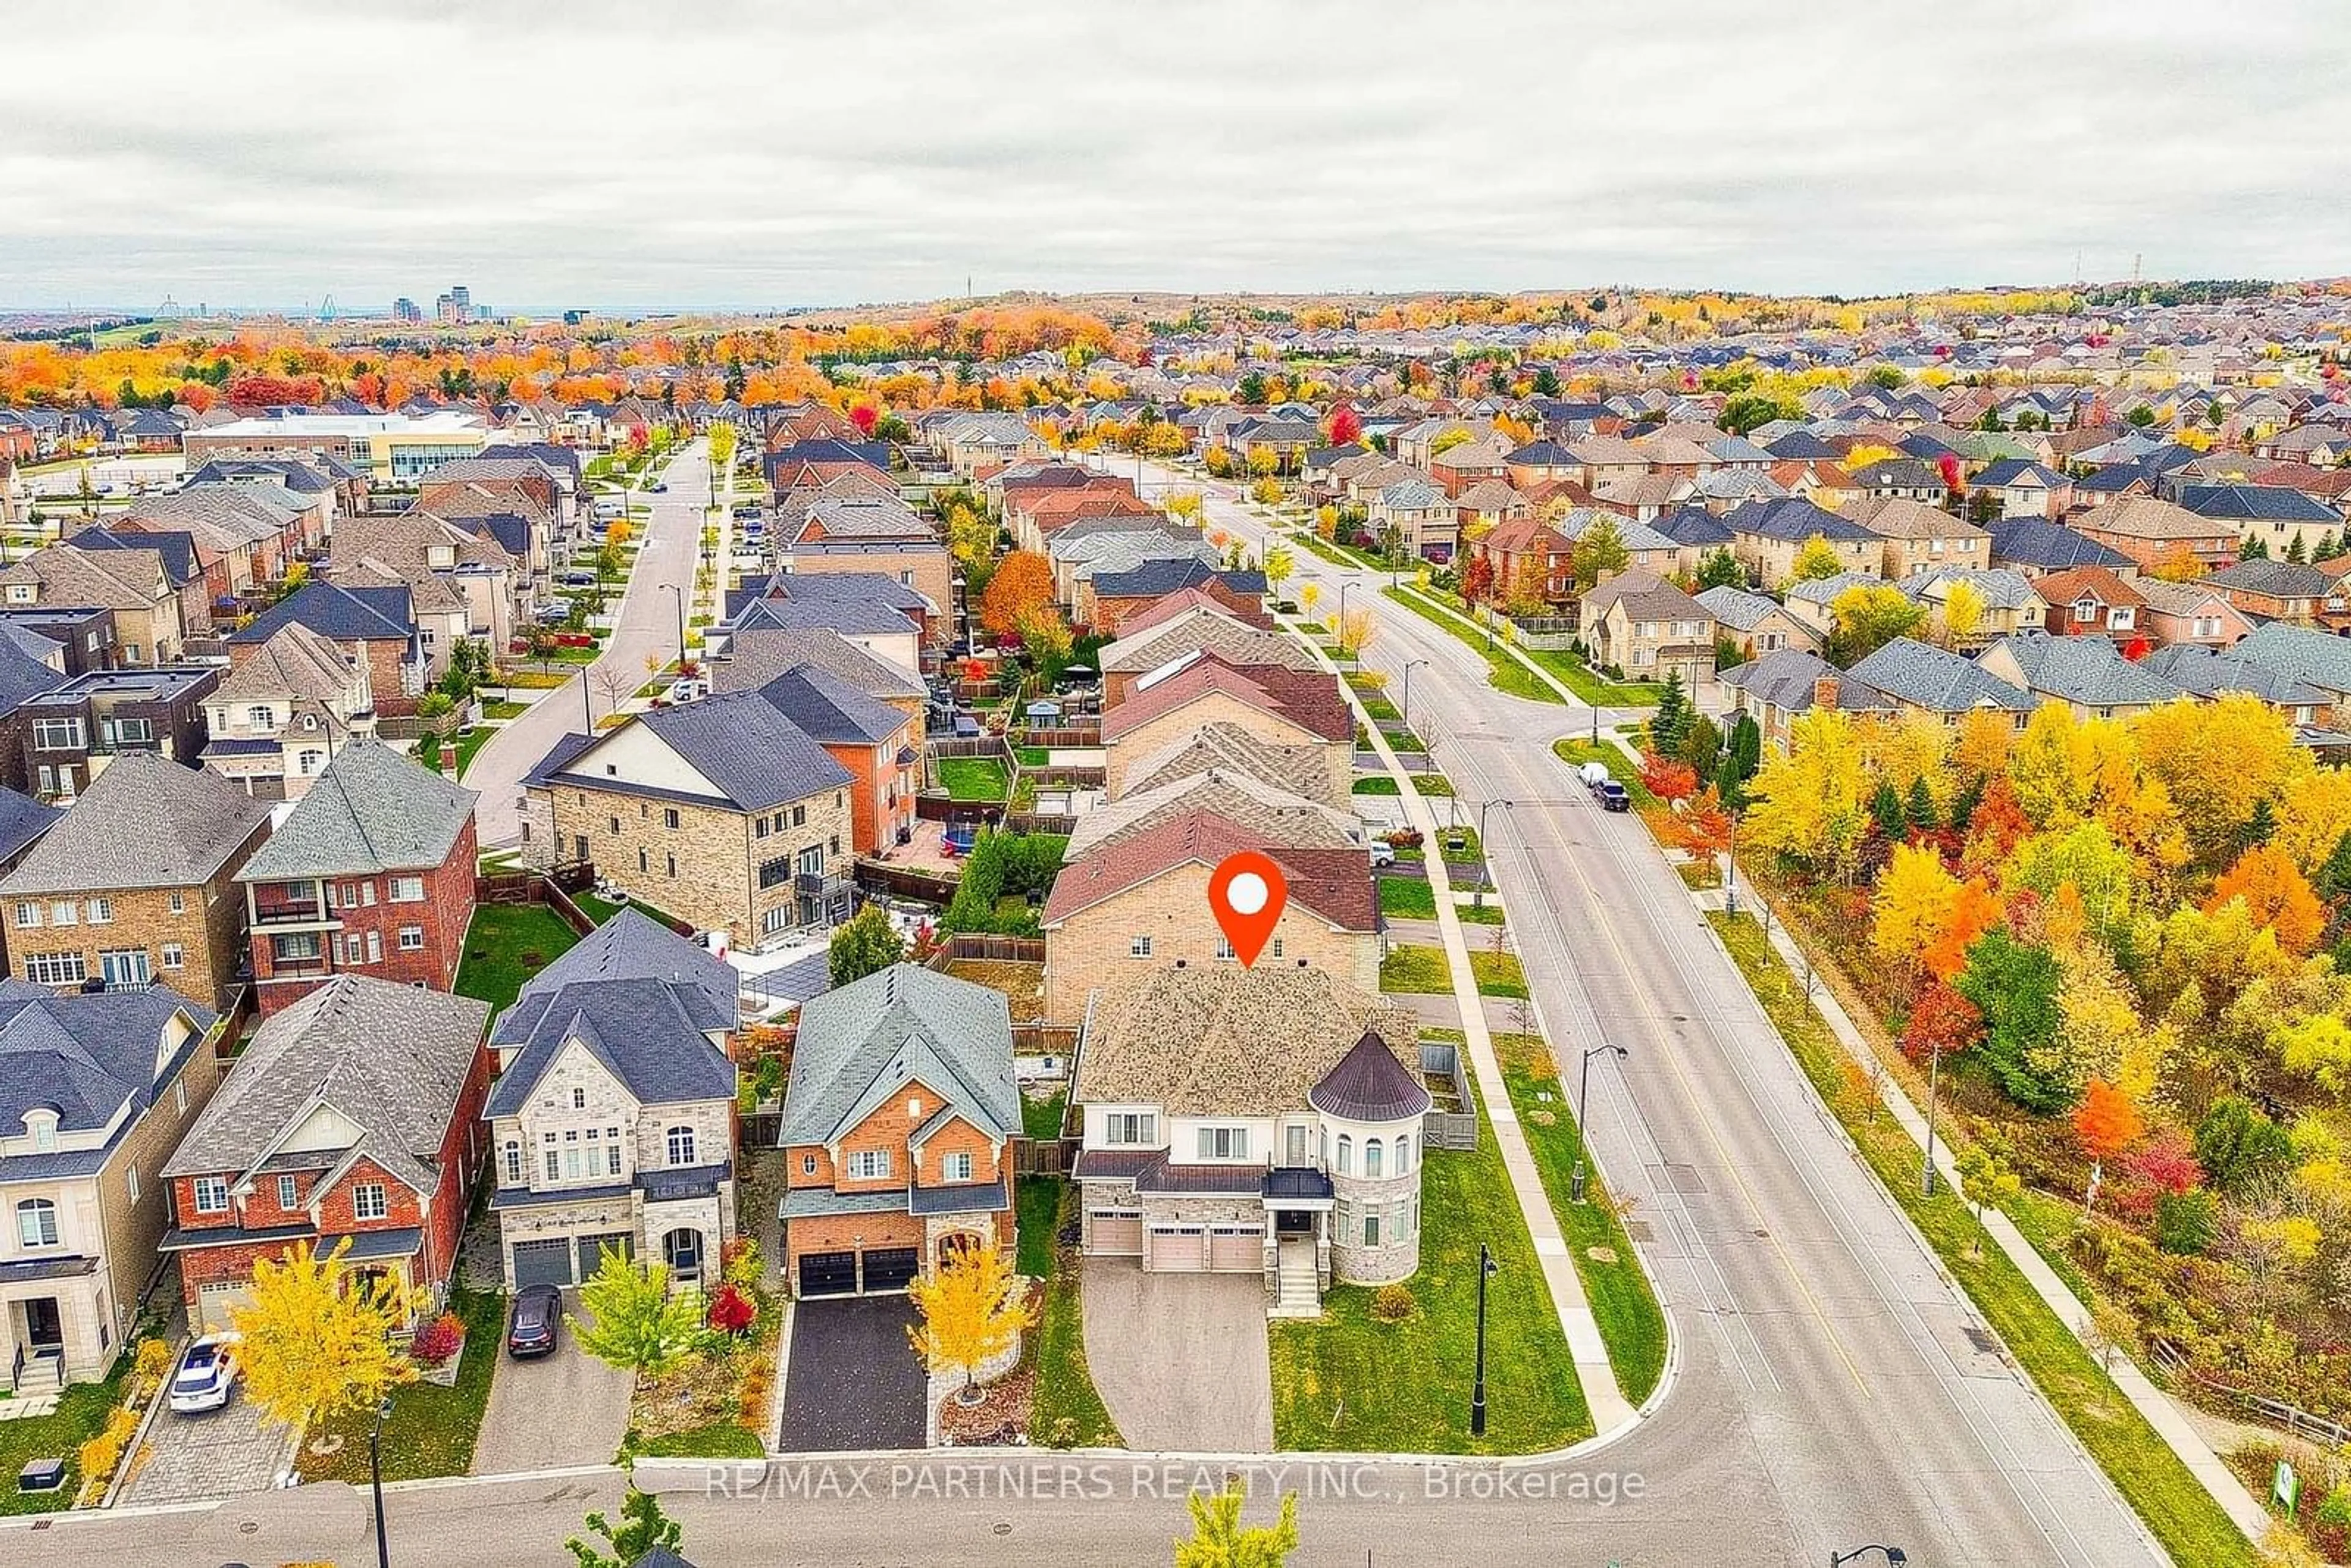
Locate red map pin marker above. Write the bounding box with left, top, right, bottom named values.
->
left=1208, top=851, right=1288, bottom=967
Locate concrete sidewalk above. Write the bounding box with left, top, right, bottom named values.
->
left=1732, top=866, right=2271, bottom=1542
left=1305, top=633, right=1635, bottom=1434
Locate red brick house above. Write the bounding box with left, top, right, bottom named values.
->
left=225, top=580, right=427, bottom=717
left=233, top=741, right=479, bottom=1015
left=779, top=964, right=1020, bottom=1296
left=1464, top=516, right=1575, bottom=606
left=159, top=975, right=493, bottom=1333
left=754, top=665, right=921, bottom=856
left=2035, top=566, right=2147, bottom=640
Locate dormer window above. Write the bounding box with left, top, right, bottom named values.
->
left=24, top=1109, right=57, bottom=1153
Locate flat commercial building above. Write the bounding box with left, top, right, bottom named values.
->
left=183, top=412, right=489, bottom=485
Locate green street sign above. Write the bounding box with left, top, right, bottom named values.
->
left=2273, top=1460, right=2300, bottom=1515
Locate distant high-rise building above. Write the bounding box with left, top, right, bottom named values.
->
left=393, top=297, right=421, bottom=322
left=433, top=284, right=471, bottom=324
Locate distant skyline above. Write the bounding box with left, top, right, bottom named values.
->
left=6, top=1, right=2346, bottom=312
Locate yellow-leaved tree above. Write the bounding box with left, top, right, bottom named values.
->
left=231, top=1239, right=418, bottom=1430
left=1938, top=576, right=1985, bottom=647
left=1872, top=842, right=1959, bottom=972
left=1176, top=1486, right=1300, bottom=1568
left=907, top=1243, right=1033, bottom=1404
left=706, top=420, right=736, bottom=472
left=2131, top=694, right=2301, bottom=864
left=1745, top=708, right=1869, bottom=880
left=1785, top=534, right=1847, bottom=584
left=2273, top=765, right=2351, bottom=877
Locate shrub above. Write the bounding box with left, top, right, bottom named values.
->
left=416, top=691, right=456, bottom=719
left=738, top=1365, right=774, bottom=1425
left=133, top=1337, right=172, bottom=1400
left=2319, top=1486, right=2351, bottom=1529
left=1370, top=1283, right=1415, bottom=1322
left=707, top=1282, right=757, bottom=1337
left=722, top=1237, right=764, bottom=1292
left=78, top=1407, right=139, bottom=1488
left=411, top=1311, right=465, bottom=1366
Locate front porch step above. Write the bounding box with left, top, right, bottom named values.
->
left=9, top=1359, right=62, bottom=1398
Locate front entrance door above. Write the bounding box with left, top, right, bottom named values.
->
left=23, top=1297, right=62, bottom=1349
left=662, top=1227, right=703, bottom=1284
left=1274, top=1209, right=1315, bottom=1237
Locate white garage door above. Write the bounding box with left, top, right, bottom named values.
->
left=1147, top=1226, right=1205, bottom=1272
left=1208, top=1225, right=1264, bottom=1272
left=195, top=1280, right=254, bottom=1335
left=1090, top=1210, right=1143, bottom=1255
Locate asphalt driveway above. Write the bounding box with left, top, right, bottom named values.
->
left=118, top=1383, right=296, bottom=1505
left=778, top=1297, right=926, bottom=1452
left=1082, top=1258, right=1273, bottom=1452
left=470, top=1293, right=634, bottom=1475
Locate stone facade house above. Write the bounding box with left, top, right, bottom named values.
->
left=0, top=983, right=218, bottom=1392
left=778, top=964, right=1019, bottom=1297
left=1580, top=572, right=1717, bottom=685
left=1041, top=809, right=1379, bottom=1025
left=158, top=976, right=491, bottom=1334
left=485, top=913, right=738, bottom=1291
left=234, top=742, right=478, bottom=1016
left=1070, top=967, right=1427, bottom=1313
left=0, top=753, right=272, bottom=1009
left=199, top=621, right=377, bottom=801
left=1849, top=496, right=1992, bottom=579
left=522, top=692, right=855, bottom=945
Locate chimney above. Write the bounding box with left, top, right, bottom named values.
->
left=1812, top=673, right=1840, bottom=710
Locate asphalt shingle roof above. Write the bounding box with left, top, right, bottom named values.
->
left=0, top=980, right=211, bottom=1139
left=161, top=975, right=489, bottom=1195
left=1984, top=630, right=2181, bottom=707
left=236, top=741, right=476, bottom=880
left=0, top=752, right=271, bottom=895
left=754, top=664, right=912, bottom=746
left=782, top=963, right=1018, bottom=1147
left=228, top=580, right=412, bottom=645
left=1845, top=637, right=2035, bottom=713
left=624, top=692, right=855, bottom=812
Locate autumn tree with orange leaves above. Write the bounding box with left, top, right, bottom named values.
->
left=2072, top=1080, right=2144, bottom=1210
left=2205, top=843, right=2326, bottom=955
left=978, top=552, right=1056, bottom=640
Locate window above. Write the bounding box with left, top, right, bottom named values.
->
left=84, top=898, right=111, bottom=925
left=247, top=704, right=276, bottom=730
left=1337, top=1135, right=1353, bottom=1175
left=571, top=1087, right=587, bottom=1110
left=666, top=1125, right=697, bottom=1166
left=846, top=1149, right=890, bottom=1180
left=160, top=942, right=184, bottom=971
left=32, top=717, right=84, bottom=752
left=639, top=847, right=650, bottom=874
left=1395, top=1135, right=1409, bottom=1173
left=192, top=1176, right=230, bottom=1214
left=1270, top=937, right=1284, bottom=959
left=12, top=902, right=34, bottom=928
left=800, top=1154, right=817, bottom=1176
left=388, top=876, right=424, bottom=903
left=29, top=1114, right=55, bottom=1153
left=666, top=853, right=677, bottom=878
left=606, top=1144, right=623, bottom=1176
left=792, top=805, right=806, bottom=827
left=168, top=890, right=186, bottom=915
left=15, top=1199, right=59, bottom=1248
left=25, top=951, right=86, bottom=985
left=174, top=1079, right=187, bottom=1114
left=503, top=1141, right=522, bottom=1185
left=1194, top=1125, right=1249, bottom=1161
left=1128, top=934, right=1153, bottom=959
left=352, top=1184, right=388, bottom=1221
left=365, top=930, right=381, bottom=963
left=610, top=816, right=622, bottom=835
left=544, top=1149, right=561, bottom=1181
left=1363, top=1213, right=1381, bottom=1247
left=942, top=1151, right=974, bottom=1182
left=127, top=1165, right=140, bottom=1204
left=272, top=932, right=320, bottom=963
left=1214, top=934, right=1235, bottom=961
left=663, top=808, right=680, bottom=830
left=277, top=1175, right=299, bottom=1210
left=398, top=926, right=424, bottom=951
left=100, top=949, right=151, bottom=988
left=48, top=900, right=76, bottom=926
left=1104, top=1112, right=1154, bottom=1146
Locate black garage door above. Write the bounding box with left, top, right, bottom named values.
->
left=577, top=1232, right=634, bottom=1282
left=861, top=1247, right=921, bottom=1293
left=511, top=1237, right=574, bottom=1289
left=800, top=1251, right=857, bottom=1296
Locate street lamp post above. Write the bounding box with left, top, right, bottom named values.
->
left=1724, top=808, right=1739, bottom=916
left=664, top=583, right=687, bottom=676
left=1469, top=1242, right=1498, bottom=1436
left=1577, top=1041, right=1629, bottom=1208
left=1337, top=582, right=1356, bottom=665
left=1922, top=1031, right=1946, bottom=1198
left=368, top=1394, right=395, bottom=1568
left=1472, top=798, right=1510, bottom=909
left=1400, top=658, right=1430, bottom=729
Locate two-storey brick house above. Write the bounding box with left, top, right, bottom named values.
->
left=520, top=694, right=854, bottom=945
left=0, top=752, right=272, bottom=1010
left=233, top=741, right=479, bottom=1015
left=779, top=963, right=1019, bottom=1297
left=752, top=666, right=921, bottom=859
left=158, top=976, right=492, bottom=1333
left=1070, top=966, right=1427, bottom=1313
left=0, top=983, right=218, bottom=1392
left=485, top=912, right=739, bottom=1291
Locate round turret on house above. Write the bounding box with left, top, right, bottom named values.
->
left=1308, top=1030, right=1433, bottom=1286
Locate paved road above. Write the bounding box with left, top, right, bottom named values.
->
left=1188, top=460, right=2165, bottom=1568
left=1082, top=1258, right=1273, bottom=1453
left=470, top=443, right=711, bottom=847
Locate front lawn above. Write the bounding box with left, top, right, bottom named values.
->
left=1411, top=774, right=1455, bottom=797
left=456, top=903, right=583, bottom=1014
left=631, top=1422, right=765, bottom=1458
left=1491, top=1036, right=1670, bottom=1406
left=1352, top=776, right=1400, bottom=796
left=1708, top=911, right=2258, bottom=1568
left=1379, top=877, right=1505, bottom=925
left=0, top=1357, right=129, bottom=1515
left=1378, top=943, right=1451, bottom=994
left=1028, top=1182, right=1122, bottom=1448
left=1381, top=588, right=1563, bottom=706
left=481, top=699, right=529, bottom=720
left=300, top=1288, right=505, bottom=1483
left=1469, top=948, right=1528, bottom=999
left=1269, top=1096, right=1591, bottom=1454
left=939, top=757, right=1010, bottom=803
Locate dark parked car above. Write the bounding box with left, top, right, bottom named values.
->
left=1596, top=780, right=1632, bottom=813
left=506, top=1283, right=563, bottom=1358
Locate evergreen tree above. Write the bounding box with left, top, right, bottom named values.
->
left=1946, top=772, right=1987, bottom=836
left=1869, top=778, right=1908, bottom=842
left=2237, top=798, right=2278, bottom=853
left=2240, top=536, right=2270, bottom=561
left=1905, top=776, right=1939, bottom=833
left=1679, top=714, right=1723, bottom=775
left=1695, top=547, right=1745, bottom=591
left=2285, top=533, right=2308, bottom=564
left=2317, top=829, right=2351, bottom=905
left=1648, top=672, right=1690, bottom=756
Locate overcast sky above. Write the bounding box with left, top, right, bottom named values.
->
left=5, top=1, right=2345, bottom=312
